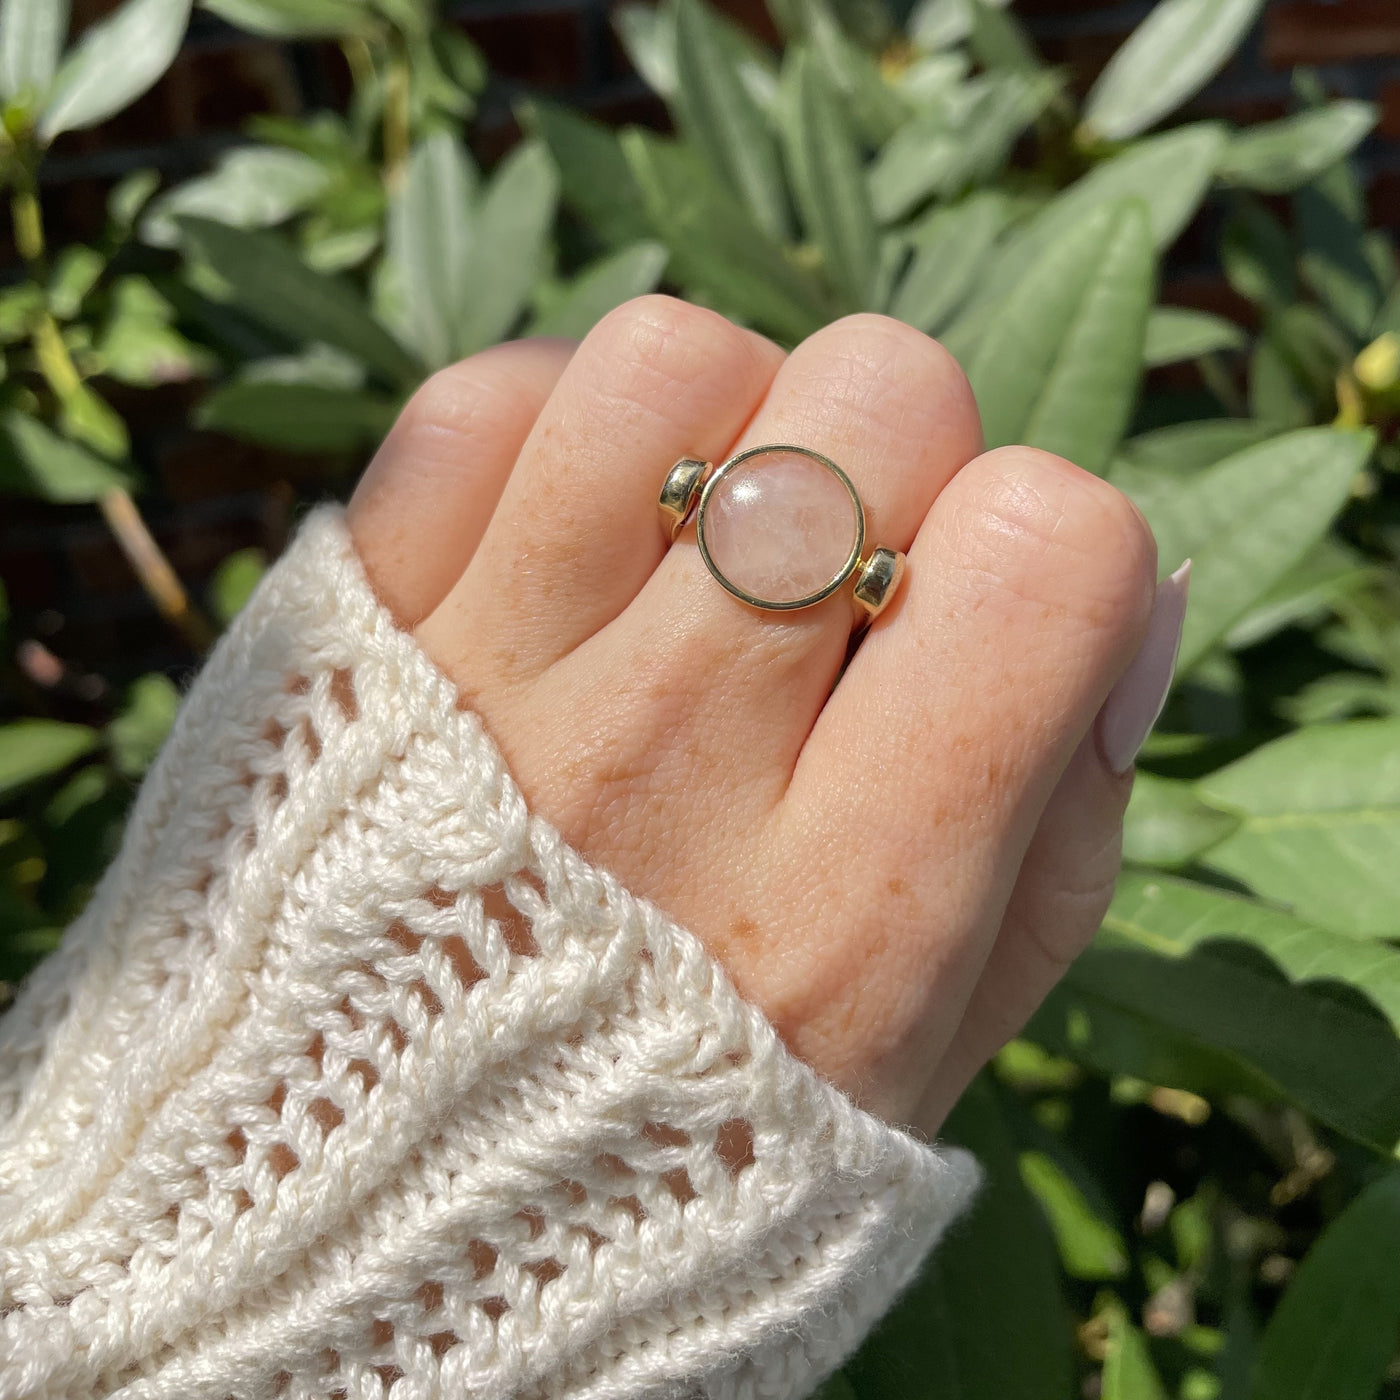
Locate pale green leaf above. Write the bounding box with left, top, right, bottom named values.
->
left=1220, top=101, right=1378, bottom=195
left=967, top=198, right=1154, bottom=475
left=527, top=242, right=668, bottom=340
left=780, top=47, right=876, bottom=308
left=142, top=146, right=331, bottom=248
left=0, top=720, right=99, bottom=799
left=176, top=216, right=421, bottom=385
left=384, top=131, right=477, bottom=368
left=1020, top=1151, right=1129, bottom=1280
left=1137, top=427, right=1374, bottom=672
left=199, top=0, right=370, bottom=36
left=622, top=128, right=832, bottom=344
left=1082, top=0, right=1265, bottom=142
left=107, top=674, right=179, bottom=779
left=0, top=0, right=69, bottom=101
left=1297, top=160, right=1383, bottom=338
left=40, top=0, right=192, bottom=141
left=1103, top=1307, right=1169, bottom=1400
left=613, top=1, right=676, bottom=97
left=1250, top=1172, right=1400, bottom=1400
left=209, top=547, right=266, bottom=626
left=887, top=192, right=1009, bottom=333
left=1143, top=307, right=1245, bottom=367
left=1224, top=539, right=1373, bottom=650
left=674, top=0, right=789, bottom=241
left=1197, top=719, right=1400, bottom=936
left=1123, top=771, right=1240, bottom=869
left=0, top=411, right=135, bottom=502
left=457, top=140, right=557, bottom=356
left=198, top=380, right=398, bottom=452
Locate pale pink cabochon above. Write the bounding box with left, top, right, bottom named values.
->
left=701, top=450, right=860, bottom=606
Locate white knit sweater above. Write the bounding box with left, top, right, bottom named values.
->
left=0, top=509, right=978, bottom=1400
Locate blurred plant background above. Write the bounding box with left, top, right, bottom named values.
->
left=2, top=0, right=1400, bottom=1394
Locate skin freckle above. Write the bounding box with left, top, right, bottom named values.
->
left=731, top=915, right=759, bottom=941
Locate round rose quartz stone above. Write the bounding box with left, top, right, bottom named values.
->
left=701, top=449, right=859, bottom=605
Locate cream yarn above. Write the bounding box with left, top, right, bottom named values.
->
left=0, top=509, right=977, bottom=1400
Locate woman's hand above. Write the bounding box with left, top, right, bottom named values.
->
left=347, top=296, right=1180, bottom=1132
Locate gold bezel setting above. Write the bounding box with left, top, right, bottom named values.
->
left=696, top=444, right=865, bottom=612
left=659, top=443, right=905, bottom=621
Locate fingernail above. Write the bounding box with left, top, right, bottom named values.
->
left=1097, top=560, right=1191, bottom=776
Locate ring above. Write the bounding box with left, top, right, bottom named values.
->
left=658, top=444, right=906, bottom=620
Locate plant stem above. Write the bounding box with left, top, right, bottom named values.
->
left=9, top=155, right=216, bottom=652
left=98, top=489, right=215, bottom=652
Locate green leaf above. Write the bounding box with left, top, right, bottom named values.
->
left=945, top=124, right=1223, bottom=360
left=209, top=546, right=266, bottom=625
left=622, top=128, right=832, bottom=344
left=1033, top=881, right=1400, bottom=1151
left=845, top=1073, right=1075, bottom=1400
left=613, top=1, right=677, bottom=97
left=199, top=0, right=370, bottom=36
left=40, top=0, right=192, bottom=141
left=1197, top=719, right=1400, bottom=937
left=384, top=130, right=477, bottom=369
left=1137, top=427, right=1374, bottom=673
left=107, top=674, right=179, bottom=779
left=1113, top=419, right=1276, bottom=480
left=1103, top=1306, right=1169, bottom=1400
left=528, top=241, right=668, bottom=340
left=48, top=244, right=105, bottom=320
left=1020, top=1150, right=1130, bottom=1279
left=519, top=99, right=649, bottom=250
left=1220, top=102, right=1378, bottom=195
left=456, top=140, right=558, bottom=356
left=0, top=720, right=98, bottom=799
left=0, top=0, right=69, bottom=101
left=142, top=146, right=331, bottom=247
left=887, top=192, right=1009, bottom=334
left=1297, top=161, right=1383, bottom=338
left=780, top=47, right=875, bottom=308
left=674, top=0, right=789, bottom=242
left=1224, top=538, right=1373, bottom=650
left=176, top=216, right=421, bottom=385
left=1081, top=0, right=1264, bottom=142
left=198, top=380, right=398, bottom=452
left=1250, top=1172, right=1400, bottom=1400
left=967, top=198, right=1154, bottom=475
left=1143, top=307, right=1245, bottom=367
left=1123, top=771, right=1241, bottom=869
left=96, top=275, right=213, bottom=387
left=0, top=411, right=134, bottom=501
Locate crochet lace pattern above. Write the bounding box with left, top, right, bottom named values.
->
left=0, top=509, right=978, bottom=1400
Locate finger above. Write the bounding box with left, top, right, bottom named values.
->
left=778, top=447, right=1158, bottom=1117
left=347, top=337, right=576, bottom=626
left=418, top=296, right=785, bottom=687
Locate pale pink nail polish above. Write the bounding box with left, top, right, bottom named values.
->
left=1097, top=560, right=1191, bottom=776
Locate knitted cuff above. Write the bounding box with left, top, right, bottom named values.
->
left=0, top=508, right=978, bottom=1400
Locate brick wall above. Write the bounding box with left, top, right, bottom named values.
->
left=4, top=0, right=1398, bottom=702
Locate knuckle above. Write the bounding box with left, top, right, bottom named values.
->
left=586, top=294, right=774, bottom=390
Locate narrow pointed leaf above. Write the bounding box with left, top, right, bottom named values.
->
left=177, top=216, right=421, bottom=385
left=385, top=131, right=477, bottom=368
left=457, top=140, right=557, bottom=355
left=1143, top=307, right=1245, bottom=366
left=888, top=192, right=1009, bottom=333
left=674, top=0, right=789, bottom=241
left=1197, top=719, right=1400, bottom=937
left=1123, top=772, right=1240, bottom=869
left=0, top=411, right=136, bottom=502
left=528, top=241, right=668, bottom=340
left=40, top=0, right=192, bottom=140
left=1082, top=0, right=1264, bottom=142
left=968, top=199, right=1154, bottom=475
left=622, top=128, right=831, bottom=344
left=1134, top=427, right=1373, bottom=672
left=1250, top=1172, right=1400, bottom=1400
left=1221, top=101, right=1378, bottom=194
left=781, top=47, right=875, bottom=308
left=0, top=720, right=99, bottom=799
left=198, top=381, right=398, bottom=452
left=198, top=0, right=370, bottom=37
left=1103, top=1309, right=1169, bottom=1400
left=0, top=0, right=68, bottom=100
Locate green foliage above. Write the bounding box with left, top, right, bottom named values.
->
left=2, top=0, right=1400, bottom=1393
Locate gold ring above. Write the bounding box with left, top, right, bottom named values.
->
left=658, top=444, right=905, bottom=621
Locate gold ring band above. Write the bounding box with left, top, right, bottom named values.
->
left=658, top=444, right=905, bottom=621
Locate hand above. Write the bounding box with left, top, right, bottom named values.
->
left=347, top=297, right=1176, bottom=1132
